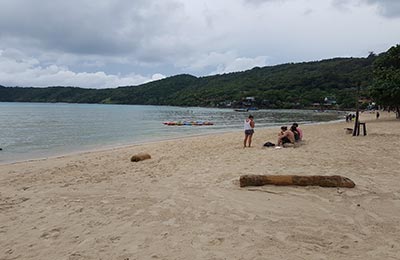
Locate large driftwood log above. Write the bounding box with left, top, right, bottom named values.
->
left=240, top=175, right=355, bottom=188
left=130, top=153, right=151, bottom=162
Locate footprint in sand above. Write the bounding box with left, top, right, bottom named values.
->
left=40, top=228, right=61, bottom=239
left=208, top=237, right=225, bottom=246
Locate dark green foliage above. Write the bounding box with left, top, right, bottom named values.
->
left=0, top=56, right=376, bottom=109
left=369, top=45, right=400, bottom=110
left=0, top=86, right=112, bottom=103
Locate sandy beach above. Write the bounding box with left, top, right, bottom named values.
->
left=1, top=111, right=399, bottom=260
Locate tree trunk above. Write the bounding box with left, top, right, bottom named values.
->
left=353, top=83, right=360, bottom=136
left=240, top=175, right=355, bottom=188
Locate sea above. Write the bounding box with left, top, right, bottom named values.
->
left=0, top=102, right=344, bottom=164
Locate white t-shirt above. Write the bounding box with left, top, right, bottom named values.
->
left=244, top=119, right=253, bottom=130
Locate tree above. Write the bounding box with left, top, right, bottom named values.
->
left=0, top=57, right=375, bottom=108
left=370, top=44, right=400, bottom=117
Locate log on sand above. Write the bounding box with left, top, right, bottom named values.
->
left=240, top=175, right=355, bottom=188
left=130, top=153, right=151, bottom=162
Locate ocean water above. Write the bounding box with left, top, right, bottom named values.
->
left=0, top=102, right=343, bottom=163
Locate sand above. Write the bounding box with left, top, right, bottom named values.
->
left=1, top=111, right=400, bottom=260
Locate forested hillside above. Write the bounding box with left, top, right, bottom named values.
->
left=0, top=55, right=376, bottom=109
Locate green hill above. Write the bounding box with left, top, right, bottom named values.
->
left=0, top=56, right=376, bottom=109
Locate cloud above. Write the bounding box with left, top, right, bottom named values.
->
left=333, top=0, right=400, bottom=18
left=0, top=49, right=165, bottom=88
left=212, top=55, right=269, bottom=75
left=184, top=51, right=268, bottom=75
left=243, top=0, right=287, bottom=5
left=363, top=0, right=400, bottom=18
left=0, top=0, right=399, bottom=88
left=0, top=0, right=188, bottom=57
left=0, top=0, right=204, bottom=87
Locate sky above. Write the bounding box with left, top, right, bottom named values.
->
left=0, top=0, right=399, bottom=89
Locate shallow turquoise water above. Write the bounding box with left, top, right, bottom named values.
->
left=0, top=102, right=343, bottom=163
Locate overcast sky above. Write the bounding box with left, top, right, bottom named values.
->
left=0, top=0, right=399, bottom=88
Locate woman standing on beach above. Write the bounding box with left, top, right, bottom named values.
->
left=243, top=115, right=255, bottom=148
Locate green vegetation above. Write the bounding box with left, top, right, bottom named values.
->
left=369, top=44, right=400, bottom=116
left=0, top=55, right=378, bottom=109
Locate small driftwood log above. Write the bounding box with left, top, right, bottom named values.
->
left=130, top=153, right=151, bottom=162
left=240, top=175, right=355, bottom=188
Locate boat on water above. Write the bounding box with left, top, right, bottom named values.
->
left=163, top=121, right=214, bottom=126
left=234, top=108, right=248, bottom=112
left=247, top=107, right=259, bottom=111
left=234, top=107, right=258, bottom=112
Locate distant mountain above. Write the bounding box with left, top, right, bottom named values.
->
left=0, top=56, right=376, bottom=109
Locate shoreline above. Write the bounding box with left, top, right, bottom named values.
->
left=1, top=126, right=243, bottom=166
left=1, top=111, right=399, bottom=259
left=0, top=117, right=346, bottom=166
left=0, top=101, right=347, bottom=165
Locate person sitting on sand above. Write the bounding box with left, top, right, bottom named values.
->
left=243, top=115, right=255, bottom=148
left=292, top=123, right=303, bottom=141
left=290, top=125, right=300, bottom=142
left=277, top=126, right=295, bottom=147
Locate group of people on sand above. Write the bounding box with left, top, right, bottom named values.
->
left=345, top=113, right=356, bottom=122
left=276, top=123, right=302, bottom=147
left=243, top=115, right=303, bottom=148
